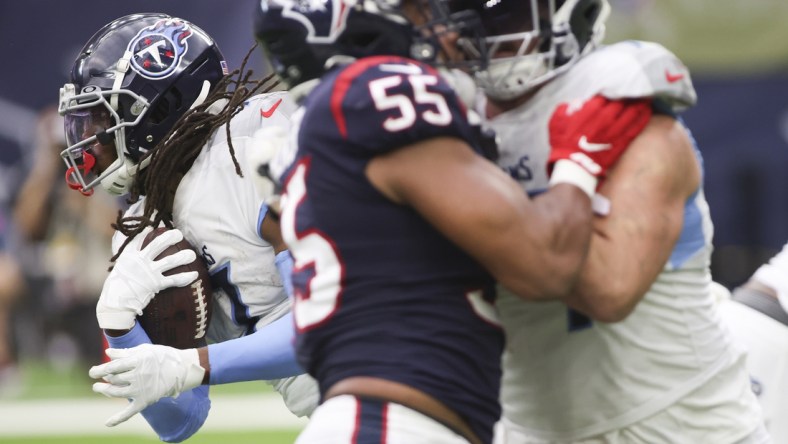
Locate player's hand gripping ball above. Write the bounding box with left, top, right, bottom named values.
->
left=137, top=228, right=212, bottom=349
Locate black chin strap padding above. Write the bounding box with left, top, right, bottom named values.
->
left=96, top=130, right=115, bottom=146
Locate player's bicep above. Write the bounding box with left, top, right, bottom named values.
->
left=366, top=138, right=552, bottom=294
left=576, top=115, right=699, bottom=318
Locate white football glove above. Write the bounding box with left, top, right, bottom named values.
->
left=97, top=227, right=198, bottom=330
left=89, top=345, right=205, bottom=427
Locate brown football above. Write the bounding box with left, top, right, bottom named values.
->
left=137, top=227, right=212, bottom=349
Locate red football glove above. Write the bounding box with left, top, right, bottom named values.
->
left=547, top=95, right=652, bottom=197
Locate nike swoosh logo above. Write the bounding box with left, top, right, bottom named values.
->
left=578, top=136, right=611, bottom=152
left=665, top=69, right=685, bottom=83
left=260, top=98, right=283, bottom=118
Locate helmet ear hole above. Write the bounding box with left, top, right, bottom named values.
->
left=171, top=88, right=183, bottom=110
left=148, top=87, right=184, bottom=125
left=149, top=96, right=171, bottom=124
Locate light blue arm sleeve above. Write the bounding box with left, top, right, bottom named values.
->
left=207, top=248, right=302, bottom=383
left=104, top=323, right=211, bottom=443
left=208, top=311, right=303, bottom=384
left=257, top=200, right=293, bottom=301
left=139, top=386, right=210, bottom=443
left=104, top=321, right=152, bottom=349
left=275, top=250, right=294, bottom=300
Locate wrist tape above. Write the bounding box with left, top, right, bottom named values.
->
left=549, top=159, right=598, bottom=199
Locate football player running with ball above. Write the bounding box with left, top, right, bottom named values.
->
left=443, top=0, right=770, bottom=443
left=61, top=13, right=318, bottom=442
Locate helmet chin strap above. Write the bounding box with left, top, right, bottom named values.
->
left=189, top=80, right=212, bottom=110
left=100, top=156, right=152, bottom=196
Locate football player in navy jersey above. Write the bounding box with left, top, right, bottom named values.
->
left=255, top=1, right=651, bottom=443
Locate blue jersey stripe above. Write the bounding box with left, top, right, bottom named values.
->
left=669, top=190, right=706, bottom=268
left=669, top=122, right=707, bottom=268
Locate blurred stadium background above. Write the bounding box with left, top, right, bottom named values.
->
left=0, top=0, right=786, bottom=442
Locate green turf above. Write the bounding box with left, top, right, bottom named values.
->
left=0, top=429, right=300, bottom=444
left=13, top=360, right=275, bottom=400
left=4, top=361, right=301, bottom=443
left=13, top=361, right=94, bottom=399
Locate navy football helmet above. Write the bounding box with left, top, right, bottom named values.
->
left=253, top=0, right=485, bottom=94
left=58, top=13, right=227, bottom=196
left=446, top=0, right=610, bottom=100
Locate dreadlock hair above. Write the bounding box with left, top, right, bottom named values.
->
left=111, top=46, right=281, bottom=262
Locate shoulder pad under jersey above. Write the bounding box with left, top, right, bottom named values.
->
left=572, top=41, right=697, bottom=113
left=230, top=91, right=295, bottom=139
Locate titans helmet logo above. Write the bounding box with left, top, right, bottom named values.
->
left=127, top=19, right=192, bottom=79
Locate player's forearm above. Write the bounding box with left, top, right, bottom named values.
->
left=568, top=222, right=670, bottom=322
left=104, top=321, right=151, bottom=348
left=207, top=311, right=303, bottom=384
left=504, top=184, right=592, bottom=301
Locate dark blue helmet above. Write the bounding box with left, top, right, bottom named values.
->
left=58, top=13, right=227, bottom=196
left=253, top=0, right=486, bottom=91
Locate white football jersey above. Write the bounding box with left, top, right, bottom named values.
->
left=113, top=91, right=318, bottom=417
left=488, top=42, right=761, bottom=441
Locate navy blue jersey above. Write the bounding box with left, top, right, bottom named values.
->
left=280, top=56, right=503, bottom=443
